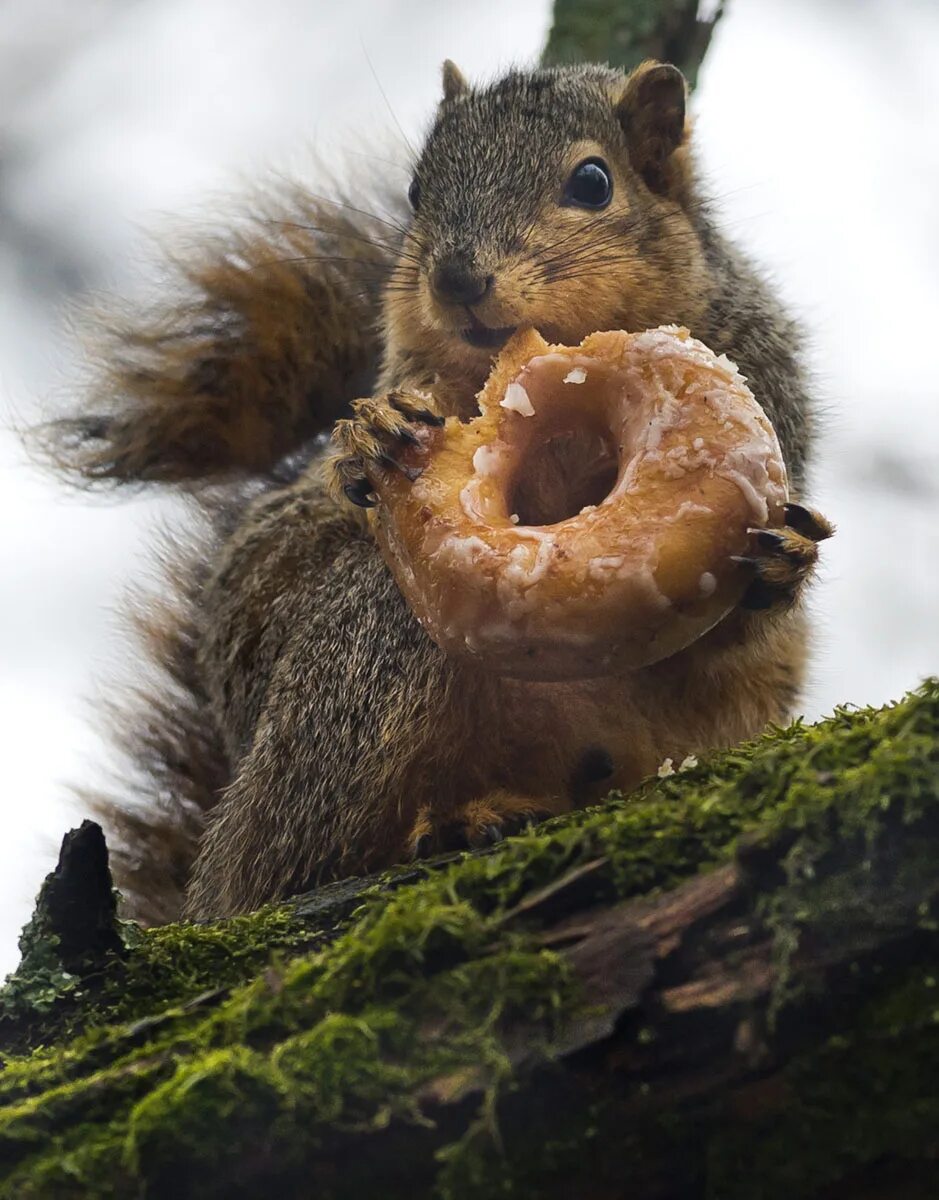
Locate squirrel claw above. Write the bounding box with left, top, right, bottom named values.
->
left=784, top=501, right=834, bottom=542
left=406, top=796, right=557, bottom=860
left=343, top=477, right=377, bottom=508
left=393, top=424, right=422, bottom=448
left=388, top=391, right=445, bottom=427
left=468, top=823, right=504, bottom=849
left=412, top=832, right=434, bottom=861
left=752, top=529, right=787, bottom=551
left=737, top=501, right=833, bottom=612
left=500, top=809, right=553, bottom=836
left=329, top=389, right=441, bottom=506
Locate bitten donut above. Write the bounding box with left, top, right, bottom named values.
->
left=368, top=326, right=788, bottom=681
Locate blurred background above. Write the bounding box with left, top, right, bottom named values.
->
left=1, top=0, right=937, bottom=974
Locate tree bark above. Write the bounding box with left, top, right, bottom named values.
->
left=542, top=0, right=725, bottom=86
left=1, top=682, right=937, bottom=1198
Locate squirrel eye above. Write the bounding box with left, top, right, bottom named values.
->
left=408, top=178, right=421, bottom=212
left=562, top=158, right=612, bottom=209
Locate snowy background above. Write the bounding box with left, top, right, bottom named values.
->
left=1, top=0, right=937, bottom=975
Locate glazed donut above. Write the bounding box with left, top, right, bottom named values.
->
left=369, top=326, right=788, bottom=681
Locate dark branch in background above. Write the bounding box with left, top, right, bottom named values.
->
left=543, top=0, right=725, bottom=86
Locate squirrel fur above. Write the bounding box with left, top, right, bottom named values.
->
left=41, top=61, right=831, bottom=923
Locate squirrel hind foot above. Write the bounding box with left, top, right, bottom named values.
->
left=408, top=793, right=561, bottom=860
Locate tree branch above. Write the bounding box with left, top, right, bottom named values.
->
left=1, top=683, right=937, bottom=1197
left=542, top=0, right=726, bottom=87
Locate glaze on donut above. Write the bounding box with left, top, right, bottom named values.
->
left=369, top=326, right=788, bottom=680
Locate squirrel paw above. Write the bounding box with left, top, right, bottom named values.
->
left=408, top=793, right=556, bottom=859
left=735, top=502, right=834, bottom=610
left=329, top=390, right=444, bottom=507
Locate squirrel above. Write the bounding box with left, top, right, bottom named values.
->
left=40, top=60, right=832, bottom=924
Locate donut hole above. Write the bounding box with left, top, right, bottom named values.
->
left=508, top=422, right=618, bottom=526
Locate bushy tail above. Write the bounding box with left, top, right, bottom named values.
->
left=82, top=520, right=232, bottom=924
left=35, top=172, right=406, bottom=921
left=34, top=181, right=404, bottom=487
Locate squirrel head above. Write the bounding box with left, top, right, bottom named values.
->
left=384, top=61, right=710, bottom=389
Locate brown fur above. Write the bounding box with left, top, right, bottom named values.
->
left=40, top=61, right=830, bottom=923
left=33, top=184, right=402, bottom=485
left=84, top=518, right=231, bottom=923
left=182, top=460, right=818, bottom=918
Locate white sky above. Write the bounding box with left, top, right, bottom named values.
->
left=1, top=0, right=937, bottom=975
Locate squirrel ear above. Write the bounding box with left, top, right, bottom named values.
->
left=441, top=59, right=469, bottom=103
left=615, top=61, right=689, bottom=197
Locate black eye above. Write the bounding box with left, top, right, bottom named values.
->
left=562, top=157, right=612, bottom=209
left=408, top=177, right=421, bottom=211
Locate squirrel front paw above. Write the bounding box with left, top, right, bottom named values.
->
left=407, top=792, right=559, bottom=859
left=329, top=390, right=444, bottom=507
left=735, top=502, right=834, bottom=610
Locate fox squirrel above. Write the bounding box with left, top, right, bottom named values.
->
left=42, top=60, right=831, bottom=924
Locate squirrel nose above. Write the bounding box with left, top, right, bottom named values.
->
left=430, top=260, right=493, bottom=306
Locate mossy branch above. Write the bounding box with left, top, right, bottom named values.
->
left=542, top=0, right=725, bottom=86
left=1, top=682, right=938, bottom=1198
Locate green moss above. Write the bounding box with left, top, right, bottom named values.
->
left=125, top=1045, right=289, bottom=1193
left=0, top=681, right=937, bottom=1197
left=0, top=870, right=124, bottom=1026
left=0, top=882, right=574, bottom=1195
left=0, top=901, right=314, bottom=1058
left=0, top=925, right=79, bottom=1023
left=98, top=904, right=309, bottom=1023
left=433, top=676, right=939, bottom=925
left=543, top=0, right=722, bottom=86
